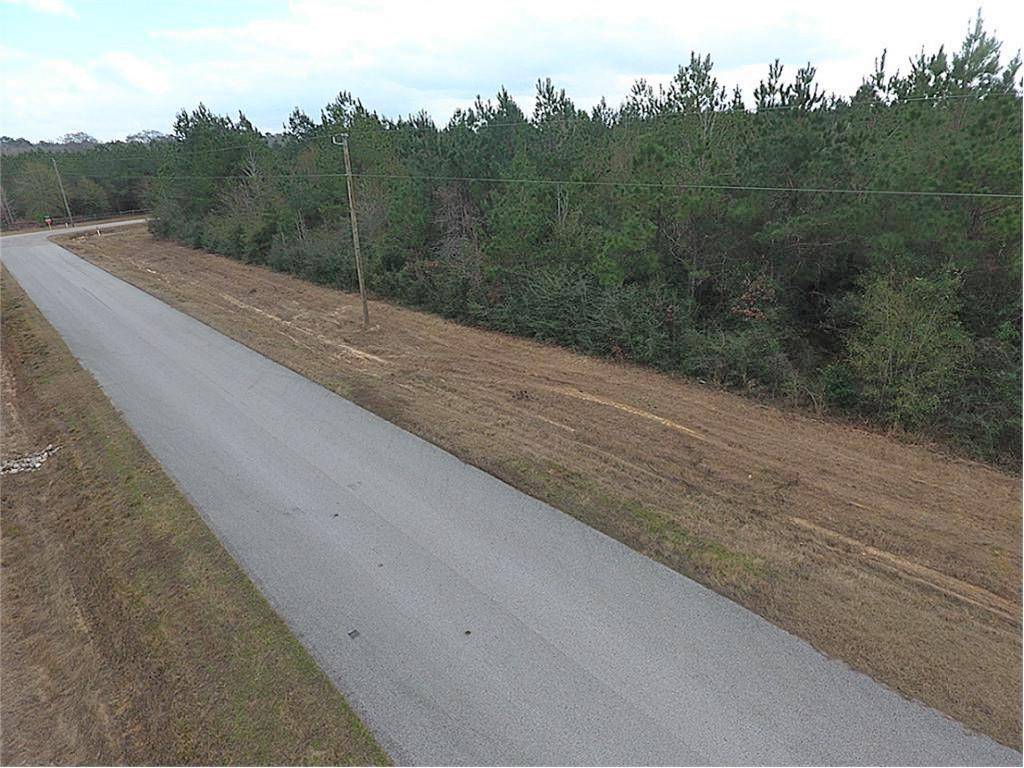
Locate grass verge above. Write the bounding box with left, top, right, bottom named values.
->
left=0, top=267, right=388, bottom=765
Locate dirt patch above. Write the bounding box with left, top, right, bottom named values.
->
left=59, top=225, right=1022, bottom=748
left=0, top=267, right=388, bottom=765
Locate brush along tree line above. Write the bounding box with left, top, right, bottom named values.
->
left=2, top=16, right=1021, bottom=464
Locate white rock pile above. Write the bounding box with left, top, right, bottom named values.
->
left=1, top=444, right=61, bottom=475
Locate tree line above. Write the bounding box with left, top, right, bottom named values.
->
left=1, top=133, right=164, bottom=224
left=2, top=15, right=1021, bottom=463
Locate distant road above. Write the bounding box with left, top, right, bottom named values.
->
left=2, top=225, right=1019, bottom=766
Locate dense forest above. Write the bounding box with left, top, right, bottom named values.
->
left=2, top=16, right=1021, bottom=464
left=0, top=133, right=163, bottom=223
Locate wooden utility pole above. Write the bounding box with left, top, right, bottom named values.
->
left=334, top=133, right=369, bottom=329
left=0, top=184, right=15, bottom=229
left=52, top=158, right=75, bottom=227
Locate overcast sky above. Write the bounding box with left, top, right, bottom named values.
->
left=1, top=0, right=1021, bottom=142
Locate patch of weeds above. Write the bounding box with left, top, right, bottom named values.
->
left=623, top=501, right=765, bottom=593
left=491, top=454, right=765, bottom=596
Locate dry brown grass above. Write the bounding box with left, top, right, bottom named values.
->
left=0, top=267, right=388, bottom=766
left=60, top=226, right=1022, bottom=749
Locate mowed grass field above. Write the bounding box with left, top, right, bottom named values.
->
left=59, top=225, right=1023, bottom=749
left=0, top=267, right=388, bottom=765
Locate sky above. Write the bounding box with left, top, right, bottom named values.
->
left=1, top=0, right=1022, bottom=142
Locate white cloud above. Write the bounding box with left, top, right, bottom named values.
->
left=97, top=52, right=172, bottom=96
left=2, top=53, right=174, bottom=140
left=0, top=0, right=75, bottom=17
left=2, top=0, right=1022, bottom=140
left=150, top=0, right=1024, bottom=110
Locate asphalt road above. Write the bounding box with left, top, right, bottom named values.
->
left=2, top=225, right=1019, bottom=766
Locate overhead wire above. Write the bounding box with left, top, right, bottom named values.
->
left=33, top=89, right=1022, bottom=201
left=54, top=168, right=1022, bottom=200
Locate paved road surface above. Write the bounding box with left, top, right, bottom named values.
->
left=2, top=225, right=1019, bottom=766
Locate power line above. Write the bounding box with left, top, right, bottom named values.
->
left=56, top=169, right=1022, bottom=200
left=355, top=172, right=1023, bottom=199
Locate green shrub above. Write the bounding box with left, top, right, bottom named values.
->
left=819, top=362, right=859, bottom=410
left=848, top=271, right=972, bottom=429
